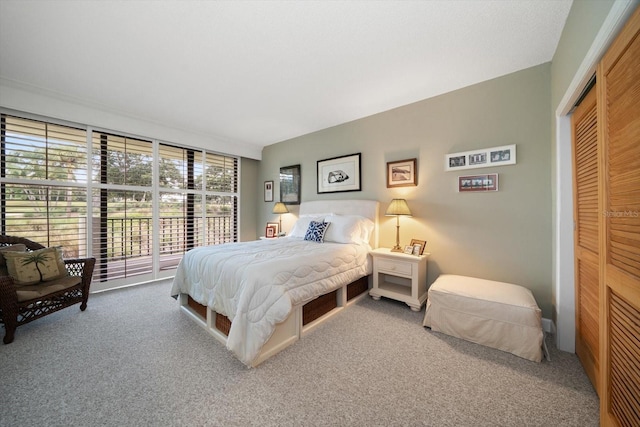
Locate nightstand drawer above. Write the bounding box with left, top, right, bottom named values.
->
left=377, top=258, right=412, bottom=276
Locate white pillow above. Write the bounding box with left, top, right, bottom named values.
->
left=323, top=214, right=374, bottom=245
left=359, top=217, right=375, bottom=244
left=289, top=215, right=329, bottom=238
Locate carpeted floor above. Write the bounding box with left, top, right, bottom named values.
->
left=1, top=280, right=599, bottom=426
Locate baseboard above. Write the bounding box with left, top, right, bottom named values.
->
left=542, top=318, right=556, bottom=334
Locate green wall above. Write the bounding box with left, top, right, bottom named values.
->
left=551, top=0, right=617, bottom=110
left=259, top=64, right=554, bottom=316
left=240, top=157, right=260, bottom=242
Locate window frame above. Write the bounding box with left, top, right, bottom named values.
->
left=0, top=110, right=240, bottom=291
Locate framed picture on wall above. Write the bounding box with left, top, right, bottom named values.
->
left=264, top=180, right=274, bottom=202
left=458, top=173, right=499, bottom=192
left=387, top=158, right=417, bottom=188
left=317, top=153, right=361, bottom=193
left=489, top=145, right=516, bottom=165
left=445, top=144, right=516, bottom=171
left=280, top=164, right=301, bottom=205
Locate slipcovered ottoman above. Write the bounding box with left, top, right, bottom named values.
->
left=423, top=274, right=544, bottom=362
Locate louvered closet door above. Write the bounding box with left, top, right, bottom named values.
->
left=597, top=6, right=640, bottom=426
left=571, top=85, right=599, bottom=394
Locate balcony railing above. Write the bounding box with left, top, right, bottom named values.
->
left=4, top=215, right=234, bottom=282
left=93, top=215, right=234, bottom=281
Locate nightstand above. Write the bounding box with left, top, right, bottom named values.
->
left=369, top=247, right=429, bottom=311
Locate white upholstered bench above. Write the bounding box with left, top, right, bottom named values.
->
left=423, top=274, right=545, bottom=362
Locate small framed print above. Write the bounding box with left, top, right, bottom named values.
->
left=458, top=173, right=498, bottom=192
left=265, top=225, right=277, bottom=238
left=489, top=146, right=515, bottom=165
left=403, top=245, right=414, bottom=255
left=447, top=154, right=466, bottom=170
left=387, top=158, right=417, bottom=188
left=266, top=222, right=280, bottom=236
left=409, top=239, right=426, bottom=255
left=264, top=180, right=274, bottom=202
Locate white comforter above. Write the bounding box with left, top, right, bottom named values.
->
left=171, top=237, right=371, bottom=365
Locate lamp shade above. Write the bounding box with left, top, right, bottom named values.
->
left=272, top=202, right=289, bottom=214
left=385, top=199, right=412, bottom=216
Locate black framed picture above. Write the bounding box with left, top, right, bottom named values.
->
left=317, top=153, right=361, bottom=194
left=280, top=164, right=301, bottom=205
left=264, top=180, right=273, bottom=202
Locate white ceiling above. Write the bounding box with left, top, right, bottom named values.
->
left=0, top=0, right=572, bottom=153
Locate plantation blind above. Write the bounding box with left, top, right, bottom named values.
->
left=91, top=131, right=154, bottom=281
left=0, top=114, right=88, bottom=257
left=1, top=112, right=240, bottom=289
left=158, top=143, right=199, bottom=271
left=156, top=145, right=238, bottom=271
left=204, top=152, right=238, bottom=245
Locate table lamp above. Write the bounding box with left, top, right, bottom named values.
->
left=272, top=202, right=289, bottom=233
left=385, top=199, right=412, bottom=252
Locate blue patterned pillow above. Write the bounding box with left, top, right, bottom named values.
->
left=304, top=221, right=330, bottom=243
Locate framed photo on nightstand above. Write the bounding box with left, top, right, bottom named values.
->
left=265, top=225, right=277, bottom=238
left=410, top=239, right=426, bottom=255
left=266, top=222, right=279, bottom=236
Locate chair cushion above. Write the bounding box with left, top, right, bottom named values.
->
left=15, top=275, right=82, bottom=302
left=3, top=247, right=68, bottom=285
left=0, top=244, right=27, bottom=276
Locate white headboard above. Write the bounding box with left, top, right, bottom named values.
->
left=299, top=199, right=380, bottom=248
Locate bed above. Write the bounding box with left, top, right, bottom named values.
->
left=171, top=199, right=379, bottom=367
left=422, top=274, right=545, bottom=362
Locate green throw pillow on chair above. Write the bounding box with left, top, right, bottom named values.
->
left=3, top=247, right=68, bottom=285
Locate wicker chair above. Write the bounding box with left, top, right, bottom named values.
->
left=0, top=236, right=96, bottom=344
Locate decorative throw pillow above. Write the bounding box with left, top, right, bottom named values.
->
left=304, top=221, right=330, bottom=243
left=3, top=247, right=68, bottom=285
left=0, top=244, right=27, bottom=277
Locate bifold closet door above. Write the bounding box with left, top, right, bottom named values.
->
left=571, top=85, right=599, bottom=394
left=597, top=6, right=640, bottom=426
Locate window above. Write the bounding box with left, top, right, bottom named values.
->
left=0, top=113, right=239, bottom=288
left=203, top=152, right=238, bottom=244
left=1, top=116, right=88, bottom=257
left=91, top=131, right=154, bottom=280
left=157, top=145, right=238, bottom=271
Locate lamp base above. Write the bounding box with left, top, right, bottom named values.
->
left=390, top=245, right=404, bottom=253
